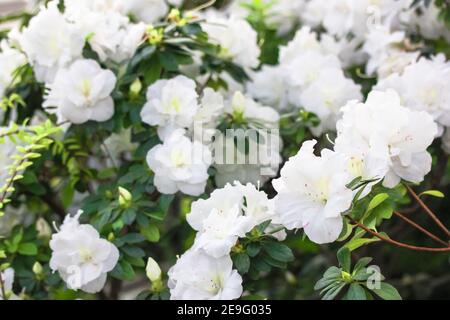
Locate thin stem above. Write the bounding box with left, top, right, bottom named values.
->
left=0, top=158, right=25, bottom=203
left=393, top=211, right=449, bottom=247
left=348, top=218, right=450, bottom=252
left=406, top=185, right=450, bottom=238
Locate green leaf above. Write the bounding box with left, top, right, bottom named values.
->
left=322, top=282, right=346, bottom=300
left=256, top=220, right=272, bottom=233
left=314, top=277, right=341, bottom=290
left=122, top=208, right=137, bottom=225
left=372, top=202, right=393, bottom=224
left=344, top=237, right=380, bottom=251
left=143, top=55, right=162, bottom=85
left=121, top=233, right=146, bottom=244
left=353, top=257, right=373, bottom=274
left=252, top=256, right=271, bottom=273
left=122, top=245, right=146, bottom=258
left=246, top=243, right=261, bottom=258
left=419, top=190, right=445, bottom=198
left=262, top=242, right=294, bottom=262
left=233, top=253, right=250, bottom=274
left=125, top=256, right=146, bottom=268
left=371, top=282, right=402, bottom=300
left=262, top=254, right=287, bottom=269
left=140, top=224, right=160, bottom=242
left=366, top=193, right=389, bottom=213
left=158, top=194, right=174, bottom=214
left=112, top=261, right=136, bottom=281
left=337, top=221, right=354, bottom=242
left=158, top=51, right=179, bottom=71
left=353, top=268, right=372, bottom=281
left=18, top=243, right=38, bottom=256
left=345, top=283, right=367, bottom=300
left=322, top=266, right=342, bottom=279
left=337, top=247, right=351, bottom=272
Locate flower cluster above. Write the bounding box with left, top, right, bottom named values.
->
left=142, top=75, right=281, bottom=195
left=49, top=211, right=119, bottom=293
left=273, top=90, right=437, bottom=244
left=169, top=181, right=285, bottom=300
left=248, top=26, right=363, bottom=135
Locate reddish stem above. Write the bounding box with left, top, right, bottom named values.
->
left=393, top=211, right=449, bottom=247
left=406, top=185, right=450, bottom=238
left=348, top=218, right=450, bottom=253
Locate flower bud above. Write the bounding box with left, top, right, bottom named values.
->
left=118, top=187, right=132, bottom=209
left=36, top=218, right=52, bottom=239
left=146, top=257, right=162, bottom=282
left=130, top=78, right=142, bottom=98
left=32, top=262, right=43, bottom=275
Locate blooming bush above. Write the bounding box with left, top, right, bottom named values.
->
left=1, top=0, right=450, bottom=300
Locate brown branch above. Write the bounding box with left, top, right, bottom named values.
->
left=406, top=185, right=450, bottom=238
left=348, top=218, right=450, bottom=252
left=393, top=211, right=449, bottom=247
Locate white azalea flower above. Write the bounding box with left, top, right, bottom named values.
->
left=65, top=4, right=145, bottom=63
left=247, top=65, right=290, bottom=111
left=334, top=132, right=390, bottom=198
left=140, top=75, right=199, bottom=140
left=363, top=25, right=419, bottom=78
left=229, top=0, right=304, bottom=36
left=64, top=0, right=125, bottom=13
left=202, top=13, right=260, bottom=69
left=375, top=55, right=450, bottom=131
left=146, top=129, right=211, bottom=196
left=123, top=0, right=169, bottom=23
left=168, top=248, right=243, bottom=300
left=280, top=26, right=366, bottom=69
left=302, top=0, right=411, bottom=41
left=299, top=68, right=362, bottom=136
left=18, top=2, right=85, bottom=83
left=336, top=90, right=438, bottom=188
left=43, top=59, right=117, bottom=124
left=284, top=52, right=343, bottom=108
left=273, top=140, right=354, bottom=244
left=0, top=41, right=26, bottom=98
left=187, top=183, right=250, bottom=258
left=226, top=91, right=280, bottom=128
left=192, top=88, right=225, bottom=143
left=187, top=182, right=283, bottom=257
left=406, top=2, right=450, bottom=41
left=264, top=0, right=304, bottom=35
left=49, top=211, right=119, bottom=293
left=279, top=26, right=332, bottom=65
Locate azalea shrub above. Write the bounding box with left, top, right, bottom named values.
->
left=1, top=0, right=450, bottom=301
